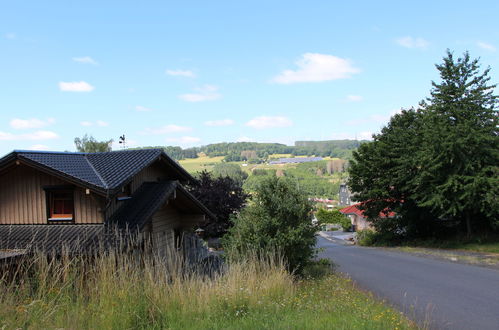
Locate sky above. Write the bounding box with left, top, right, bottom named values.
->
left=1, top=1, right=498, bottom=155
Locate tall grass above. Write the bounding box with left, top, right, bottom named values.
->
left=0, top=246, right=294, bottom=329
left=0, top=245, right=416, bottom=329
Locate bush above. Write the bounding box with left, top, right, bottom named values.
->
left=356, top=229, right=377, bottom=246
left=315, top=208, right=351, bottom=231
left=223, top=176, right=318, bottom=274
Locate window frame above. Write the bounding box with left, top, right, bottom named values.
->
left=44, top=186, right=76, bottom=223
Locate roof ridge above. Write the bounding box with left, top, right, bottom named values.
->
left=83, top=154, right=109, bottom=189
left=13, top=150, right=87, bottom=155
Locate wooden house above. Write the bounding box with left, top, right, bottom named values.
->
left=0, top=149, right=214, bottom=259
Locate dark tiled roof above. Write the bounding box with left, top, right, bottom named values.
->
left=109, top=181, right=177, bottom=230
left=0, top=224, right=106, bottom=252
left=86, top=149, right=163, bottom=188
left=20, top=152, right=105, bottom=187
left=0, top=149, right=193, bottom=192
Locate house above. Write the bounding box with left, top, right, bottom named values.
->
left=338, top=183, right=352, bottom=206
left=339, top=203, right=395, bottom=231
left=0, top=149, right=214, bottom=260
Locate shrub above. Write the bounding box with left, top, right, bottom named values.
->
left=339, top=216, right=352, bottom=232
left=223, top=176, right=318, bottom=274
left=356, top=229, right=377, bottom=246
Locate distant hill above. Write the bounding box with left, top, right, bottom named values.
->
left=135, top=140, right=368, bottom=161
left=294, top=140, right=369, bottom=159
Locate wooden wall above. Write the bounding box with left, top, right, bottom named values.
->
left=150, top=203, right=179, bottom=257
left=131, top=161, right=167, bottom=192
left=0, top=164, right=104, bottom=224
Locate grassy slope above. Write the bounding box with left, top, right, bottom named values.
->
left=0, top=253, right=415, bottom=329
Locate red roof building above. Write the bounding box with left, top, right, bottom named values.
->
left=339, top=203, right=396, bottom=231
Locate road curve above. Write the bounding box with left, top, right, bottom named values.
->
left=317, top=236, right=499, bottom=330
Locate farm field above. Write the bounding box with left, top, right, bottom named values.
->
left=178, top=155, right=226, bottom=173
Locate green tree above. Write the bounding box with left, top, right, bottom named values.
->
left=348, top=51, right=499, bottom=240
left=223, top=176, right=317, bottom=273
left=413, top=51, right=499, bottom=235
left=74, top=134, right=113, bottom=153
left=188, top=171, right=249, bottom=237
left=212, top=163, right=248, bottom=184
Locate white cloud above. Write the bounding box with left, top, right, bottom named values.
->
left=346, top=95, right=363, bottom=102
left=72, top=56, right=98, bottom=65
left=10, top=118, right=55, bottom=129
left=204, top=119, right=234, bottom=127
left=236, top=136, right=253, bottom=142
left=396, top=36, right=429, bottom=49
left=5, top=33, right=16, bottom=40
left=135, top=105, right=153, bottom=112
left=271, top=53, right=360, bottom=84
left=80, top=120, right=108, bottom=127
left=30, top=144, right=50, bottom=151
left=179, top=85, right=221, bottom=102
left=166, top=69, right=196, bottom=78
left=245, top=116, right=293, bottom=129
left=0, top=130, right=59, bottom=141
left=477, top=41, right=496, bottom=52
left=59, top=81, right=94, bottom=92
left=165, top=136, right=201, bottom=146
left=144, top=124, right=192, bottom=135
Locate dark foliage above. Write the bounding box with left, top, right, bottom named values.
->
left=348, top=51, right=499, bottom=241
left=189, top=171, right=249, bottom=237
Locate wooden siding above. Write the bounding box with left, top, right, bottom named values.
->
left=0, top=164, right=104, bottom=224
left=150, top=203, right=179, bottom=257
left=131, top=161, right=167, bottom=192
left=148, top=202, right=205, bottom=258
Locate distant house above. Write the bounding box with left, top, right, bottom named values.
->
left=338, top=183, right=352, bottom=206
left=339, top=203, right=395, bottom=231
left=0, top=149, right=214, bottom=260
left=269, top=157, right=323, bottom=165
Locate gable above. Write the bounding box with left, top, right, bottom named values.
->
left=0, top=149, right=194, bottom=195
left=0, top=164, right=105, bottom=225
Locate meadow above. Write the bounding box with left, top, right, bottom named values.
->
left=0, top=250, right=416, bottom=329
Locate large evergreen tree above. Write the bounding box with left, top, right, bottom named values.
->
left=348, top=51, right=498, bottom=240
left=413, top=51, right=498, bottom=235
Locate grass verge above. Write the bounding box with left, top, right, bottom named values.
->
left=0, top=251, right=416, bottom=329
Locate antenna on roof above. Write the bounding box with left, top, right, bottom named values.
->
left=119, top=134, right=126, bottom=149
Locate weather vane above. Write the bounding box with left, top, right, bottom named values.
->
left=119, top=134, right=126, bottom=149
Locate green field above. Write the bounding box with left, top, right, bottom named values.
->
left=179, top=155, right=226, bottom=173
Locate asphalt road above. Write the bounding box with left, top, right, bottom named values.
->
left=317, top=236, right=499, bottom=330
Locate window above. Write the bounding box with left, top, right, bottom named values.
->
left=117, top=184, right=132, bottom=201
left=47, top=190, right=74, bottom=221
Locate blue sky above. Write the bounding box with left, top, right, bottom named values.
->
left=1, top=1, right=498, bottom=154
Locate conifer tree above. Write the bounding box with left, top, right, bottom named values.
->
left=414, top=51, right=498, bottom=235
